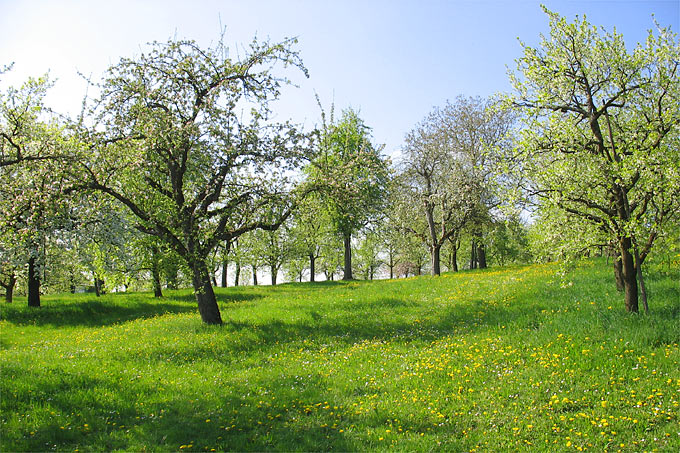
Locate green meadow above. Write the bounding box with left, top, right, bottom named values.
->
left=1, top=259, right=678, bottom=452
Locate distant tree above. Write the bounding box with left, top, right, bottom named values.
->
left=508, top=8, right=680, bottom=312
left=394, top=97, right=511, bottom=275
left=311, top=108, right=390, bottom=280
left=288, top=195, right=334, bottom=282
left=488, top=216, right=531, bottom=266
left=260, top=224, right=293, bottom=285
left=355, top=228, right=383, bottom=280
left=72, top=36, right=311, bottom=324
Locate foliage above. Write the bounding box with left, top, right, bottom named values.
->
left=507, top=7, right=680, bottom=311
left=71, top=36, right=312, bottom=323
left=310, top=108, right=391, bottom=280
left=393, top=96, right=513, bottom=275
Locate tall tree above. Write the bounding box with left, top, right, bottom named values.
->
left=508, top=8, right=680, bottom=312
left=311, top=108, right=390, bottom=280
left=72, top=37, right=311, bottom=324
left=394, top=97, right=511, bottom=275
left=1, top=75, right=69, bottom=306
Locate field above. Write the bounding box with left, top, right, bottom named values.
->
left=1, top=259, right=679, bottom=452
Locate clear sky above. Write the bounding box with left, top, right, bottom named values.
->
left=1, top=0, right=678, bottom=158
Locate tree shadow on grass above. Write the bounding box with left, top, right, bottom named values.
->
left=1, top=364, right=358, bottom=452
left=0, top=298, right=196, bottom=328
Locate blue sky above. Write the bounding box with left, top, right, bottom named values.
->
left=1, top=0, right=678, bottom=158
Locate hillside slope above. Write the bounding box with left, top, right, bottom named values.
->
left=1, top=260, right=678, bottom=451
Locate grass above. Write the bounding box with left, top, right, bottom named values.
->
left=1, top=258, right=679, bottom=452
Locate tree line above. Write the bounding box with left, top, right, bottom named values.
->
left=1, top=8, right=678, bottom=323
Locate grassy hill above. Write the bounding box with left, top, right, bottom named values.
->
left=1, top=259, right=678, bottom=452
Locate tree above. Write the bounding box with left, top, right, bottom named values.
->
left=259, top=224, right=293, bottom=286
left=508, top=8, right=680, bottom=312
left=355, top=228, right=383, bottom=280
left=288, top=194, right=334, bottom=282
left=72, top=36, right=311, bottom=324
left=1, top=75, right=69, bottom=307
left=311, top=108, right=390, bottom=280
left=394, top=97, right=511, bottom=275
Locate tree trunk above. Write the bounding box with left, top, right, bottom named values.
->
left=221, top=259, right=228, bottom=287
left=613, top=255, right=624, bottom=291
left=431, top=244, right=441, bottom=276
left=28, top=256, right=40, bottom=307
left=619, top=237, right=638, bottom=313
left=151, top=245, right=163, bottom=297
left=470, top=240, right=477, bottom=270
left=69, top=270, right=76, bottom=294
left=151, top=263, right=163, bottom=298
left=633, top=247, right=649, bottom=314
left=3, top=273, right=16, bottom=303
left=234, top=261, right=240, bottom=286
left=252, top=265, right=258, bottom=286
left=94, top=278, right=104, bottom=297
left=451, top=245, right=458, bottom=272
left=477, top=242, right=487, bottom=269
left=342, top=232, right=353, bottom=280
left=190, top=260, right=223, bottom=325
left=309, top=254, right=316, bottom=282
left=270, top=265, right=277, bottom=286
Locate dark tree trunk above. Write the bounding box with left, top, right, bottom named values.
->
left=27, top=256, right=40, bottom=307
left=270, top=265, right=277, bottom=286
left=151, top=264, right=163, bottom=298
left=431, top=244, right=441, bottom=276
left=221, top=259, right=228, bottom=288
left=619, top=237, right=638, bottom=313
left=234, top=261, right=241, bottom=286
left=451, top=245, right=458, bottom=272
left=342, top=232, right=353, bottom=280
left=477, top=242, right=487, bottom=269
left=94, top=278, right=104, bottom=297
left=211, top=273, right=218, bottom=287
left=614, top=255, right=624, bottom=291
left=470, top=240, right=477, bottom=270
left=69, top=270, right=76, bottom=294
left=190, top=259, right=223, bottom=324
left=309, top=254, right=316, bottom=282
left=3, top=273, right=16, bottom=303
left=151, top=245, right=163, bottom=297
left=252, top=265, right=258, bottom=286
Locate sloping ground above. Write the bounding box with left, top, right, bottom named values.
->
left=1, top=259, right=678, bottom=451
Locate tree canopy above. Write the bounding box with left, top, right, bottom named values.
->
left=507, top=7, right=680, bottom=312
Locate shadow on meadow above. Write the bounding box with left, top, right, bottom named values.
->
left=0, top=292, right=267, bottom=329
left=3, top=353, right=473, bottom=452
left=2, top=362, right=360, bottom=451
left=0, top=298, right=196, bottom=328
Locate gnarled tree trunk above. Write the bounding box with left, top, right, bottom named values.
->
left=431, top=244, right=441, bottom=276
left=190, top=259, right=223, bottom=324
left=2, top=272, right=16, bottom=303
left=27, top=256, right=40, bottom=307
